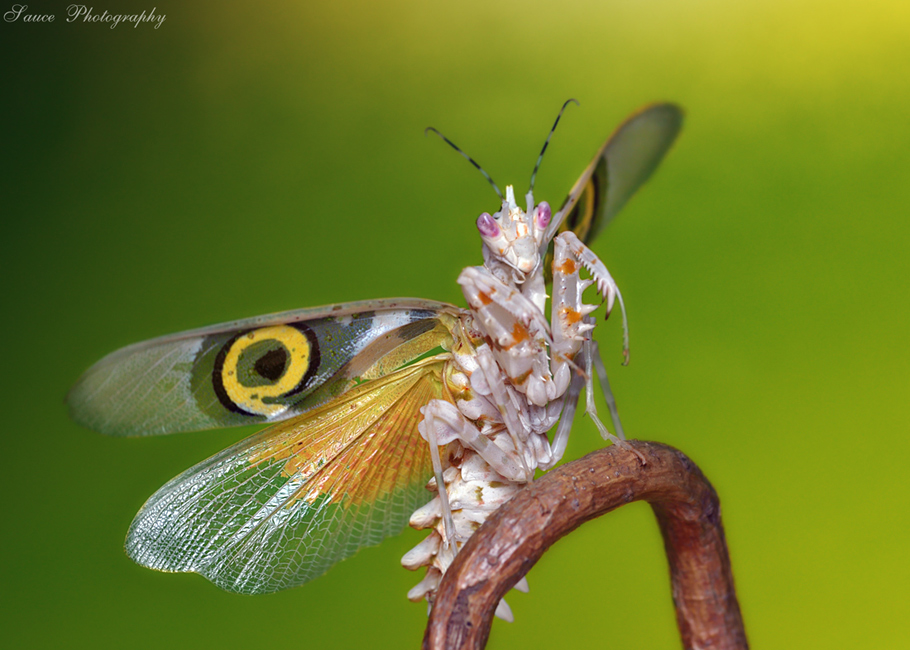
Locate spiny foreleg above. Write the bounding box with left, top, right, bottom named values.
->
left=551, top=231, right=644, bottom=460
left=552, top=230, right=629, bottom=363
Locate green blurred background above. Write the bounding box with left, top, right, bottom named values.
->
left=2, top=0, right=908, bottom=647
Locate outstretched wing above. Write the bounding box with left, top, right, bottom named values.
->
left=126, top=356, right=447, bottom=594
left=546, top=102, right=684, bottom=249
left=68, top=298, right=460, bottom=437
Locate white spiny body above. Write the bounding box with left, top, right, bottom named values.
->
left=401, top=185, right=627, bottom=620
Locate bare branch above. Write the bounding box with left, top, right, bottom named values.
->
left=423, top=440, right=748, bottom=650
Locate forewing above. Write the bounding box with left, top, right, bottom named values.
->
left=68, top=298, right=459, bottom=436
left=547, top=103, right=683, bottom=246
left=125, top=356, right=446, bottom=594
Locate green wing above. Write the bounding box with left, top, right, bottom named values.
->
left=126, top=357, right=446, bottom=594
left=68, top=298, right=460, bottom=437
left=548, top=103, right=683, bottom=257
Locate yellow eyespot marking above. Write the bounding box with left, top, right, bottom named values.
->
left=221, top=325, right=312, bottom=416
left=575, top=179, right=596, bottom=239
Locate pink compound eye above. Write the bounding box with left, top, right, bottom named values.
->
left=476, top=212, right=500, bottom=238
left=536, top=202, right=551, bottom=229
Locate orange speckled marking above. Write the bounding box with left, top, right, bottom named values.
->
left=477, top=291, right=493, bottom=306
left=511, top=322, right=530, bottom=343
left=561, top=307, right=582, bottom=325
left=554, top=258, right=578, bottom=275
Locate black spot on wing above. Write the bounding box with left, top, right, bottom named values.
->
left=254, top=347, right=289, bottom=381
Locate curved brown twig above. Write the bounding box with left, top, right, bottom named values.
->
left=423, top=440, right=748, bottom=650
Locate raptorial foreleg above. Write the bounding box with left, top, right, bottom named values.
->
left=548, top=232, right=599, bottom=399
left=552, top=230, right=629, bottom=364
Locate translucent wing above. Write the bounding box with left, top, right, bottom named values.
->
left=546, top=103, right=684, bottom=248
left=68, top=298, right=460, bottom=437
left=126, top=356, right=447, bottom=594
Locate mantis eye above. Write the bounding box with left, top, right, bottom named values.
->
left=476, top=212, right=500, bottom=238
left=535, top=202, right=551, bottom=229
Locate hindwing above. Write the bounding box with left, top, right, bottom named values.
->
left=125, top=356, right=449, bottom=594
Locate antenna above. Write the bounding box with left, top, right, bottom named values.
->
left=528, top=98, right=580, bottom=193
left=425, top=127, right=503, bottom=200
